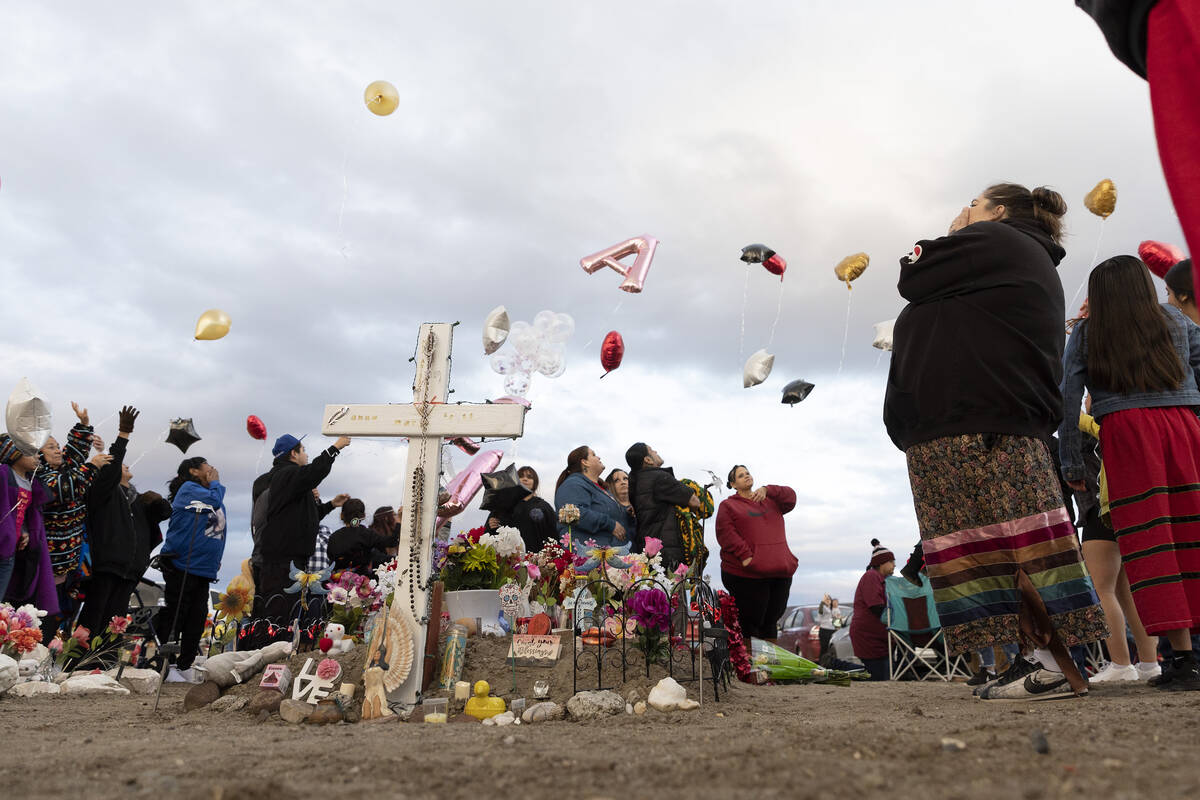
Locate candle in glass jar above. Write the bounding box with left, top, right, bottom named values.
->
left=454, top=681, right=471, bottom=701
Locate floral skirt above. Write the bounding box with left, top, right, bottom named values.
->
left=906, top=434, right=1107, bottom=655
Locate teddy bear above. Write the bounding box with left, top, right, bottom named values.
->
left=322, top=622, right=355, bottom=654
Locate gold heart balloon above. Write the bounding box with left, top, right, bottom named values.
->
left=835, top=252, right=869, bottom=290
left=1084, top=179, right=1116, bottom=219
left=194, top=309, right=232, bottom=341
left=364, top=80, right=399, bottom=116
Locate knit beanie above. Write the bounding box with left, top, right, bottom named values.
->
left=0, top=434, right=23, bottom=465
left=869, top=538, right=895, bottom=568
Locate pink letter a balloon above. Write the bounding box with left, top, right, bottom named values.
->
left=580, top=235, right=659, bottom=293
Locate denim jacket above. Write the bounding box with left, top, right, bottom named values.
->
left=1058, top=303, right=1200, bottom=481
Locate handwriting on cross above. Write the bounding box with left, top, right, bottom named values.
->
left=320, top=322, right=527, bottom=705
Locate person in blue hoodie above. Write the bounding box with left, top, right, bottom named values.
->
left=554, top=445, right=632, bottom=554
left=156, top=456, right=226, bottom=677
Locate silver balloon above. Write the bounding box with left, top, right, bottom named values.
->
left=6, top=378, right=52, bottom=455
left=742, top=349, right=775, bottom=388
left=872, top=319, right=895, bottom=352
left=482, top=305, right=510, bottom=355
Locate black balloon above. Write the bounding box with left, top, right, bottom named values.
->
left=479, top=463, right=529, bottom=513
left=740, top=243, right=776, bottom=264
left=781, top=380, right=815, bottom=406
left=167, top=418, right=202, bottom=452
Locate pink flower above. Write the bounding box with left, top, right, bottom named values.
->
left=71, top=626, right=91, bottom=648
left=673, top=563, right=690, bottom=578
left=108, top=615, right=131, bottom=634
left=525, top=563, right=541, bottom=581
left=316, top=658, right=342, bottom=681
left=644, top=537, right=663, bottom=557
left=48, top=636, right=63, bottom=653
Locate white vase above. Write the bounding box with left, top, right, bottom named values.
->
left=443, top=589, right=502, bottom=625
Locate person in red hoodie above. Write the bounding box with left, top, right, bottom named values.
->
left=714, top=465, right=797, bottom=641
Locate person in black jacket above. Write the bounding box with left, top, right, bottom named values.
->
left=625, top=443, right=699, bottom=568
left=79, top=406, right=172, bottom=635
left=256, top=433, right=350, bottom=639
left=485, top=466, right=558, bottom=553
left=328, top=498, right=396, bottom=573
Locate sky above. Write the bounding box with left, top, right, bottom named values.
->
left=0, top=2, right=1187, bottom=605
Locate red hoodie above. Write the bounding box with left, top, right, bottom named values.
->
left=714, top=485, right=798, bottom=579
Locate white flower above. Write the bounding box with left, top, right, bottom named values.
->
left=492, top=527, right=525, bottom=558
left=328, top=587, right=350, bottom=605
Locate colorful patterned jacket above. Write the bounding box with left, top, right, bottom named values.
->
left=35, top=422, right=96, bottom=576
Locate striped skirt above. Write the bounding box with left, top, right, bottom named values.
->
left=1101, top=406, right=1200, bottom=635
left=906, top=434, right=1108, bottom=655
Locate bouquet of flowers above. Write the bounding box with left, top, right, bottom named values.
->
left=0, top=603, right=45, bottom=658
left=52, top=615, right=134, bottom=672
left=626, top=587, right=672, bottom=665
left=436, top=525, right=525, bottom=591
left=749, top=639, right=867, bottom=686
left=525, top=538, right=574, bottom=609
left=326, top=569, right=382, bottom=639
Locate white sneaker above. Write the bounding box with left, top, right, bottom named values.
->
left=1089, top=662, right=1139, bottom=683
left=166, top=666, right=199, bottom=684
left=1136, top=662, right=1162, bottom=681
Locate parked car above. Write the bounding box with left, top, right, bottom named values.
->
left=827, top=610, right=862, bottom=666
left=775, top=605, right=822, bottom=662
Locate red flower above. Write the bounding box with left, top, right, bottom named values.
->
left=465, top=526, right=485, bottom=544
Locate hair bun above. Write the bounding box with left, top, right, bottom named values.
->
left=870, top=538, right=880, bottom=547
left=1031, top=186, right=1067, bottom=217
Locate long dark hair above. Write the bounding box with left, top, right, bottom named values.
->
left=167, top=457, right=207, bottom=503
left=982, top=183, right=1067, bottom=245
left=556, top=445, right=590, bottom=490
left=340, top=498, right=366, bottom=526
left=1086, top=255, right=1184, bottom=394
left=370, top=506, right=396, bottom=539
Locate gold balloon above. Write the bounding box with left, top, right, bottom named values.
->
left=835, top=252, right=870, bottom=289
left=364, top=80, right=399, bottom=116
left=1084, top=179, right=1117, bottom=219
left=194, top=309, right=231, bottom=341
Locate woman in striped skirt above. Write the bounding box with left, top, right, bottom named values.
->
left=886, top=182, right=1107, bottom=701
left=1060, top=255, right=1200, bottom=692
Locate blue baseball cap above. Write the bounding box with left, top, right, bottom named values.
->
left=272, top=433, right=307, bottom=458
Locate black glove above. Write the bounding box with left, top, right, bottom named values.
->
left=118, top=405, right=139, bottom=434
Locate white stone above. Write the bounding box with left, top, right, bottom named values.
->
left=647, top=677, right=699, bottom=712
left=279, top=698, right=313, bottom=724
left=9, top=681, right=61, bottom=697
left=566, top=690, right=626, bottom=721
left=104, top=667, right=161, bottom=695
left=521, top=701, right=563, bottom=723
left=488, top=711, right=516, bottom=727
left=59, top=673, right=130, bottom=696
left=0, top=654, right=18, bottom=694
left=625, top=703, right=633, bottom=715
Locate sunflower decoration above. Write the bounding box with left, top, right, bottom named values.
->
left=215, top=575, right=254, bottom=621
left=674, top=479, right=714, bottom=569
left=285, top=566, right=332, bottom=611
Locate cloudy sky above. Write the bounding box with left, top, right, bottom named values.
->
left=0, top=2, right=1186, bottom=605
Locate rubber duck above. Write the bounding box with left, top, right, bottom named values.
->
left=464, top=680, right=506, bottom=720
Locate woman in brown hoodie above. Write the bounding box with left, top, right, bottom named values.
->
left=715, top=465, right=797, bottom=640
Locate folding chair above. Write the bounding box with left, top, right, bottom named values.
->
left=886, top=575, right=972, bottom=681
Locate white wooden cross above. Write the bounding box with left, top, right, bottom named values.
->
left=320, top=322, right=527, bottom=706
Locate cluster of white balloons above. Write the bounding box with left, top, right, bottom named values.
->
left=489, top=310, right=575, bottom=397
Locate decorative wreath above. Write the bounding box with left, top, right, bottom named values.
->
left=674, top=479, right=714, bottom=567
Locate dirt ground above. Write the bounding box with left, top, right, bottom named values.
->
left=3, top=670, right=1199, bottom=800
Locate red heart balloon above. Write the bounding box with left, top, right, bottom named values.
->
left=246, top=414, right=267, bottom=441
left=600, top=331, right=625, bottom=374
left=763, top=253, right=787, bottom=279
left=1138, top=240, right=1185, bottom=279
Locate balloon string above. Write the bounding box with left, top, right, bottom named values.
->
left=254, top=439, right=268, bottom=477
left=875, top=348, right=885, bottom=369
left=129, top=428, right=169, bottom=468
left=767, top=280, right=785, bottom=347
left=738, top=266, right=750, bottom=366
left=335, top=112, right=366, bottom=263
left=836, top=289, right=853, bottom=377
left=581, top=297, right=627, bottom=351
left=1067, top=219, right=1106, bottom=315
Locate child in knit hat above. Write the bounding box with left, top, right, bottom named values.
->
left=0, top=434, right=58, bottom=618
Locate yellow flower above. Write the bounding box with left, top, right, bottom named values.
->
left=215, top=576, right=254, bottom=621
